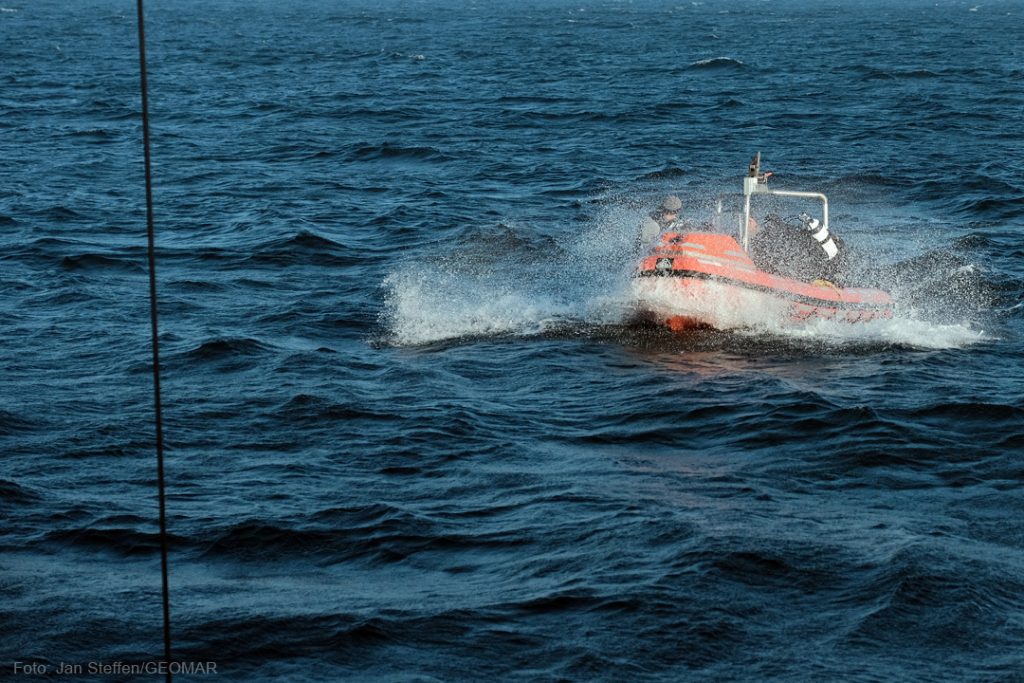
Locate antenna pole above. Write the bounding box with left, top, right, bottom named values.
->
left=135, top=1, right=173, bottom=680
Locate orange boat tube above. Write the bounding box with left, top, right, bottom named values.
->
left=632, top=231, right=894, bottom=332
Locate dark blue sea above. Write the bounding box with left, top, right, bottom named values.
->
left=3, top=0, right=1024, bottom=680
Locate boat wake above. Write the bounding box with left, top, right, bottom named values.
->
left=741, top=315, right=986, bottom=350
left=381, top=265, right=591, bottom=346
left=379, top=212, right=639, bottom=347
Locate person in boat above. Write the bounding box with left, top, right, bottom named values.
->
left=638, top=195, right=683, bottom=247
left=748, top=212, right=850, bottom=286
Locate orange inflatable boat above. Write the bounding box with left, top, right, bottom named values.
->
left=633, top=231, right=893, bottom=331
left=632, top=154, right=894, bottom=332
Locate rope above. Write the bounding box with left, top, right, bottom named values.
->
left=135, top=1, right=173, bottom=680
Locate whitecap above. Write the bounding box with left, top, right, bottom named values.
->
left=687, top=57, right=745, bottom=70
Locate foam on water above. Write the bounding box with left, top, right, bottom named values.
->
left=753, top=315, right=987, bottom=350
left=381, top=267, right=579, bottom=346
left=384, top=262, right=987, bottom=351
left=381, top=204, right=644, bottom=346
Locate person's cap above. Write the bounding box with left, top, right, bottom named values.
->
left=660, top=195, right=682, bottom=212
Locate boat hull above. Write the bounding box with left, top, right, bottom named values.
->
left=633, top=232, right=893, bottom=331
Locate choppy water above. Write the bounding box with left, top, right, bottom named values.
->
left=3, top=0, right=1024, bottom=680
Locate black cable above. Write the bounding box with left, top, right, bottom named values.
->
left=135, top=1, right=173, bottom=680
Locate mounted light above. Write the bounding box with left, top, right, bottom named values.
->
left=656, top=257, right=673, bottom=273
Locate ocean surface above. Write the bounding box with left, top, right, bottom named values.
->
left=2, top=0, right=1024, bottom=680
